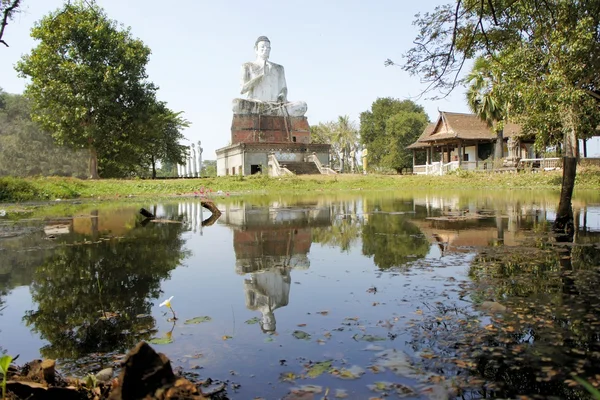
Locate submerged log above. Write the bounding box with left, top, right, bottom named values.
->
left=139, top=208, right=156, bottom=219
left=200, top=201, right=221, bottom=218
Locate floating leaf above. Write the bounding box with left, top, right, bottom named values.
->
left=292, top=330, right=311, bottom=340
left=222, top=335, right=233, bottom=340
left=184, top=316, right=212, bottom=324
left=148, top=337, right=173, bottom=345
left=352, top=334, right=386, bottom=342
left=245, top=317, right=261, bottom=325
left=330, top=365, right=364, bottom=380
left=334, top=389, right=349, bottom=398
left=264, top=337, right=275, bottom=343
left=317, top=310, right=329, bottom=316
left=280, top=372, right=297, bottom=382
left=306, top=360, right=332, bottom=378
left=368, top=381, right=391, bottom=392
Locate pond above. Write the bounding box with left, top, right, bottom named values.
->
left=1, top=190, right=600, bottom=399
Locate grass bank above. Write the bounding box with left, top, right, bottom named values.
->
left=1, top=165, right=599, bottom=203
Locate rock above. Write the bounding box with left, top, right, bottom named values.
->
left=23, top=359, right=56, bottom=385
left=163, top=378, right=205, bottom=399
left=95, top=367, right=114, bottom=383
left=108, top=341, right=209, bottom=400
left=6, top=381, right=82, bottom=400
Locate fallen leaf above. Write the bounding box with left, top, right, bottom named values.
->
left=184, top=316, right=212, bottom=324
left=306, top=360, right=332, bottom=378
left=222, top=335, right=233, bottom=340
left=148, top=337, right=173, bottom=345
left=293, top=330, right=311, bottom=340
left=245, top=317, right=261, bottom=324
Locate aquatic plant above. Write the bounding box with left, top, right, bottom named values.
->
left=159, top=296, right=177, bottom=320
left=0, top=354, right=14, bottom=400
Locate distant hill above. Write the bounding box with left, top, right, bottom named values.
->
left=0, top=91, right=88, bottom=178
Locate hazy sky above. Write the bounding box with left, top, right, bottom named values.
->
left=1, top=0, right=599, bottom=158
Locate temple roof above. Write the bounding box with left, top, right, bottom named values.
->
left=407, top=112, right=522, bottom=149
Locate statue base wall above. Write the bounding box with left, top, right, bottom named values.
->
left=231, top=114, right=310, bottom=145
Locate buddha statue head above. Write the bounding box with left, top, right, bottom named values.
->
left=254, top=36, right=271, bottom=61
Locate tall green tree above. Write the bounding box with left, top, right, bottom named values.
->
left=15, top=1, right=155, bottom=179
left=465, top=56, right=508, bottom=162
left=360, top=98, right=429, bottom=173
left=0, top=0, right=21, bottom=47
left=398, top=0, right=600, bottom=233
left=142, top=102, right=190, bottom=179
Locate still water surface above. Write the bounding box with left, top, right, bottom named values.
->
left=1, top=191, right=600, bottom=399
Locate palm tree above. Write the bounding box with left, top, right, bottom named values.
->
left=466, top=56, right=508, bottom=162
left=332, top=115, right=359, bottom=173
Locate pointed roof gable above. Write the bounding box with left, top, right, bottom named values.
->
left=407, top=111, right=522, bottom=149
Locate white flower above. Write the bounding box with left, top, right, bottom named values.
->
left=159, top=296, right=174, bottom=308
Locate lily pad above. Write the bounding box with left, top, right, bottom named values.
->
left=306, top=360, right=332, bottom=378
left=148, top=337, right=173, bottom=345
left=244, top=317, right=261, bottom=324
left=352, top=334, right=386, bottom=342
left=184, top=316, right=212, bottom=324
left=292, top=330, right=311, bottom=340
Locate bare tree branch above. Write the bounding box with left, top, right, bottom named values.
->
left=0, top=0, right=22, bottom=48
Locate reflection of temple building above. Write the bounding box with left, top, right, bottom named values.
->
left=221, top=202, right=331, bottom=332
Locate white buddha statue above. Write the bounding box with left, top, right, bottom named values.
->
left=232, top=36, right=307, bottom=117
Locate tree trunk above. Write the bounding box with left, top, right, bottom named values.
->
left=582, top=138, right=587, bottom=158
left=151, top=155, right=157, bottom=179
left=494, top=128, right=504, bottom=161
left=89, top=145, right=99, bottom=179
left=553, top=127, right=577, bottom=237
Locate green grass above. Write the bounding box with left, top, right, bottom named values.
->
left=0, top=165, right=599, bottom=204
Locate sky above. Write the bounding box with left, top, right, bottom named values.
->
left=1, top=0, right=599, bottom=159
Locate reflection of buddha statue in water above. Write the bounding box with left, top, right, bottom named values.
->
left=244, top=267, right=291, bottom=333
left=232, top=36, right=307, bottom=117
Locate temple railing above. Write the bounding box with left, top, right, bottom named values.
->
left=414, top=162, right=441, bottom=175
left=517, top=157, right=561, bottom=170
left=268, top=153, right=293, bottom=177
left=307, top=153, right=337, bottom=175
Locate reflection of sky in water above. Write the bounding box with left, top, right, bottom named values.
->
left=1, top=194, right=599, bottom=398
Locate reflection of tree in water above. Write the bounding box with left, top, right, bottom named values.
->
left=362, top=214, right=429, bottom=269
left=244, top=267, right=291, bottom=333
left=23, top=220, right=189, bottom=363
left=431, top=230, right=600, bottom=398
left=311, top=201, right=362, bottom=252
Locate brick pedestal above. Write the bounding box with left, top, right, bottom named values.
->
left=231, top=115, right=311, bottom=144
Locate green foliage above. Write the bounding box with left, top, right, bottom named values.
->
left=0, top=92, right=88, bottom=178
left=15, top=1, right=156, bottom=178
left=202, top=160, right=217, bottom=177
left=574, top=377, right=600, bottom=399
left=0, top=354, right=13, bottom=400
left=0, top=176, right=38, bottom=201
left=137, top=101, right=190, bottom=179
left=360, top=98, right=429, bottom=172
left=403, top=1, right=600, bottom=152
